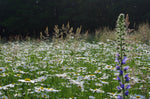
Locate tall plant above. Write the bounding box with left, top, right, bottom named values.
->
left=115, top=14, right=130, bottom=99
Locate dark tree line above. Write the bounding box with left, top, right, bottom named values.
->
left=0, top=0, right=150, bottom=38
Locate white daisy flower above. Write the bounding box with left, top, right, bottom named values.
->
left=0, top=67, right=5, bottom=73
left=2, top=95, right=8, bottom=99
left=94, top=70, right=102, bottom=74
left=18, top=78, right=35, bottom=83
left=37, top=76, right=47, bottom=82
left=89, top=96, right=95, bottom=99
left=101, top=81, right=109, bottom=84
left=45, top=88, right=60, bottom=92
left=90, top=88, right=104, bottom=93
left=104, top=65, right=112, bottom=70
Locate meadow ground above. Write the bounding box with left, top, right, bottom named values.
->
left=0, top=37, right=150, bottom=99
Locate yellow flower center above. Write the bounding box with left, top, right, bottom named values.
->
left=78, top=86, right=81, bottom=88
left=43, top=95, right=46, bottom=97
left=107, top=66, right=111, bottom=68
left=50, top=89, right=54, bottom=91
left=24, top=78, right=31, bottom=81
left=90, top=74, right=94, bottom=76
left=136, top=96, right=141, bottom=98
left=17, top=74, right=20, bottom=76
left=38, top=89, right=41, bottom=91
left=3, top=97, right=6, bottom=99
left=40, top=87, right=44, bottom=90
left=0, top=69, right=3, bottom=71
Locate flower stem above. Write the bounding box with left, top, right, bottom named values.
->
left=120, top=36, right=125, bottom=99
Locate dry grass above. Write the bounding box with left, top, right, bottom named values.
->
left=95, top=27, right=116, bottom=42
left=52, top=22, right=88, bottom=42
left=128, top=23, right=150, bottom=44
left=95, top=23, right=150, bottom=44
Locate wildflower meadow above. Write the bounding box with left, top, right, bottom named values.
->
left=0, top=14, right=150, bottom=99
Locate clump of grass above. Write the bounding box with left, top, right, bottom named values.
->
left=52, top=22, right=88, bottom=43
left=94, top=14, right=150, bottom=44
left=128, top=23, right=150, bottom=44
left=95, top=27, right=116, bottom=42
left=95, top=23, right=150, bottom=44
left=40, top=26, right=50, bottom=41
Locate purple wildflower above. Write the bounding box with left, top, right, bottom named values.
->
left=118, top=95, right=123, bottom=99
left=125, top=74, right=129, bottom=78
left=124, top=66, right=129, bottom=71
left=125, top=90, right=129, bottom=96
left=116, top=54, right=120, bottom=57
left=116, top=65, right=120, bottom=70
left=119, top=70, right=123, bottom=75
left=125, top=74, right=129, bottom=82
left=126, top=84, right=130, bottom=89
left=120, top=82, right=124, bottom=89
left=117, top=86, right=122, bottom=91
left=122, top=56, right=127, bottom=64
left=117, top=76, right=121, bottom=81
left=125, top=77, right=129, bottom=82
left=115, top=57, right=120, bottom=63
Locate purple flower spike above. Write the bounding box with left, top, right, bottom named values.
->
left=126, top=84, right=130, bottom=89
left=124, top=66, right=129, bottom=71
left=116, top=65, right=120, bottom=70
left=119, top=70, right=123, bottom=75
left=125, top=90, right=129, bottom=96
left=118, top=95, right=123, bottom=99
left=122, top=56, right=127, bottom=64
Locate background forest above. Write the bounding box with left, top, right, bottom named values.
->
left=0, top=0, right=150, bottom=38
